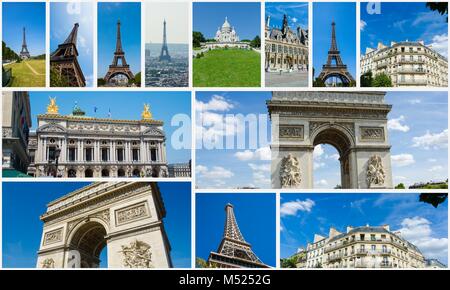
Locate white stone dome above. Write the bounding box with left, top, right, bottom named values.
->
left=221, top=17, right=232, bottom=32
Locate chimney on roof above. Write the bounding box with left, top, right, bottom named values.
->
left=382, top=224, right=390, bottom=231
left=346, top=226, right=353, bottom=233
left=329, top=227, right=341, bottom=239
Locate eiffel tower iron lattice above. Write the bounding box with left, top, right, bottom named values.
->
left=317, top=22, right=355, bottom=87
left=207, top=203, right=269, bottom=268
left=104, top=20, right=135, bottom=86
left=50, top=23, right=86, bottom=87
left=159, top=19, right=171, bottom=62
left=20, top=27, right=31, bottom=59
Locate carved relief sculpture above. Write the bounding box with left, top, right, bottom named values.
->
left=280, top=154, right=301, bottom=188
left=366, top=155, right=386, bottom=187
left=41, top=258, right=55, bottom=268
left=120, top=240, right=153, bottom=268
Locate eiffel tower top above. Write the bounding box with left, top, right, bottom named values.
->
left=63, top=23, right=79, bottom=46
left=329, top=21, right=338, bottom=52
left=222, top=203, right=248, bottom=244
left=115, top=19, right=123, bottom=54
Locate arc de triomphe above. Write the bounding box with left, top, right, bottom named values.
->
left=267, top=91, right=393, bottom=189
left=36, top=182, right=172, bottom=268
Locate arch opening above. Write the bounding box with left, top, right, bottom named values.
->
left=312, top=127, right=353, bottom=189
left=69, top=221, right=108, bottom=268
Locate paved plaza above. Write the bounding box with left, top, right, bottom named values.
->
left=265, top=70, right=308, bottom=87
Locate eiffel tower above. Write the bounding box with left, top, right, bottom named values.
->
left=207, top=203, right=269, bottom=268
left=317, top=21, right=355, bottom=86
left=50, top=23, right=86, bottom=87
left=104, top=20, right=134, bottom=86
left=159, top=19, right=171, bottom=62
left=20, top=27, right=31, bottom=59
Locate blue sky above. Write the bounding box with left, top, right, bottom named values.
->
left=98, top=2, right=141, bottom=77
left=193, top=2, right=261, bottom=40
left=313, top=2, right=356, bottom=78
left=196, top=193, right=276, bottom=267
left=265, top=2, right=308, bottom=31
left=51, top=2, right=94, bottom=86
left=196, top=91, right=271, bottom=189
left=196, top=91, right=448, bottom=189
left=2, top=182, right=191, bottom=268
left=29, top=91, right=191, bottom=164
left=280, top=193, right=448, bottom=265
left=2, top=2, right=46, bottom=56
left=361, top=2, right=448, bottom=57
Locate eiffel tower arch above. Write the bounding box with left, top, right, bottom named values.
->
left=268, top=91, right=393, bottom=189
left=36, top=182, right=172, bottom=268
left=317, top=22, right=355, bottom=87
left=50, top=23, right=86, bottom=87
left=104, top=20, right=135, bottom=86
left=20, top=27, right=31, bottom=59
left=207, top=203, right=269, bottom=268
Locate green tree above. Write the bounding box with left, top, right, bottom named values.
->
left=360, top=71, right=373, bottom=87
left=97, top=78, right=106, bottom=86
left=195, top=257, right=217, bottom=268
left=419, top=193, right=448, bottom=208
left=280, top=257, right=297, bottom=268
left=395, top=183, right=405, bottom=189
left=2, top=41, right=20, bottom=62
left=372, top=73, right=392, bottom=87
left=313, top=77, right=326, bottom=87
left=193, top=31, right=206, bottom=48
left=50, top=67, right=69, bottom=87
left=250, top=36, right=261, bottom=48
left=131, top=72, right=141, bottom=86
left=426, top=2, right=448, bottom=22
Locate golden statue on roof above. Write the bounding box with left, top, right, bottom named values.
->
left=141, top=103, right=152, bottom=120
left=47, top=97, right=59, bottom=114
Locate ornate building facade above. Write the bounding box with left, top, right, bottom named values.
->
left=2, top=91, right=32, bottom=176
left=265, top=15, right=308, bottom=72
left=36, top=182, right=172, bottom=268
left=168, top=161, right=191, bottom=177
left=28, top=98, right=168, bottom=178
left=204, top=17, right=250, bottom=50
left=361, top=41, right=448, bottom=87
left=304, top=225, right=427, bottom=268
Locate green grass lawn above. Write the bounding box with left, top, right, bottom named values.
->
left=193, top=49, right=261, bottom=87
left=4, top=59, right=46, bottom=87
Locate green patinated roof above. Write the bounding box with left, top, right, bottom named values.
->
left=2, top=169, right=32, bottom=178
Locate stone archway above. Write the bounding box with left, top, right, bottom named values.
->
left=268, top=91, right=393, bottom=189
left=36, top=182, right=172, bottom=268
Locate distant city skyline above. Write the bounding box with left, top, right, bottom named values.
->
left=2, top=2, right=46, bottom=56
left=51, top=2, right=94, bottom=86
left=193, top=2, right=261, bottom=40
left=97, top=2, right=141, bottom=77
left=145, top=2, right=189, bottom=44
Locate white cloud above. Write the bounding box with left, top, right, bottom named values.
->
left=248, top=163, right=270, bottom=188
left=429, top=34, right=448, bottom=58
left=391, top=154, right=415, bottom=167
left=314, top=162, right=325, bottom=170
left=409, top=99, right=422, bottom=105
left=234, top=146, right=271, bottom=161
left=329, top=153, right=340, bottom=161
left=280, top=199, right=315, bottom=216
left=315, top=179, right=328, bottom=187
left=360, top=20, right=367, bottom=31
left=195, top=95, right=234, bottom=112
left=196, top=165, right=234, bottom=179
left=291, top=17, right=298, bottom=23
left=428, top=165, right=444, bottom=172
left=398, top=217, right=448, bottom=262
left=428, top=158, right=437, bottom=162
left=412, top=129, right=448, bottom=150
left=388, top=115, right=410, bottom=132
left=313, top=145, right=324, bottom=159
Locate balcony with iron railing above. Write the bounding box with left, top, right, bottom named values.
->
left=380, top=261, right=393, bottom=268
left=396, top=79, right=428, bottom=86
